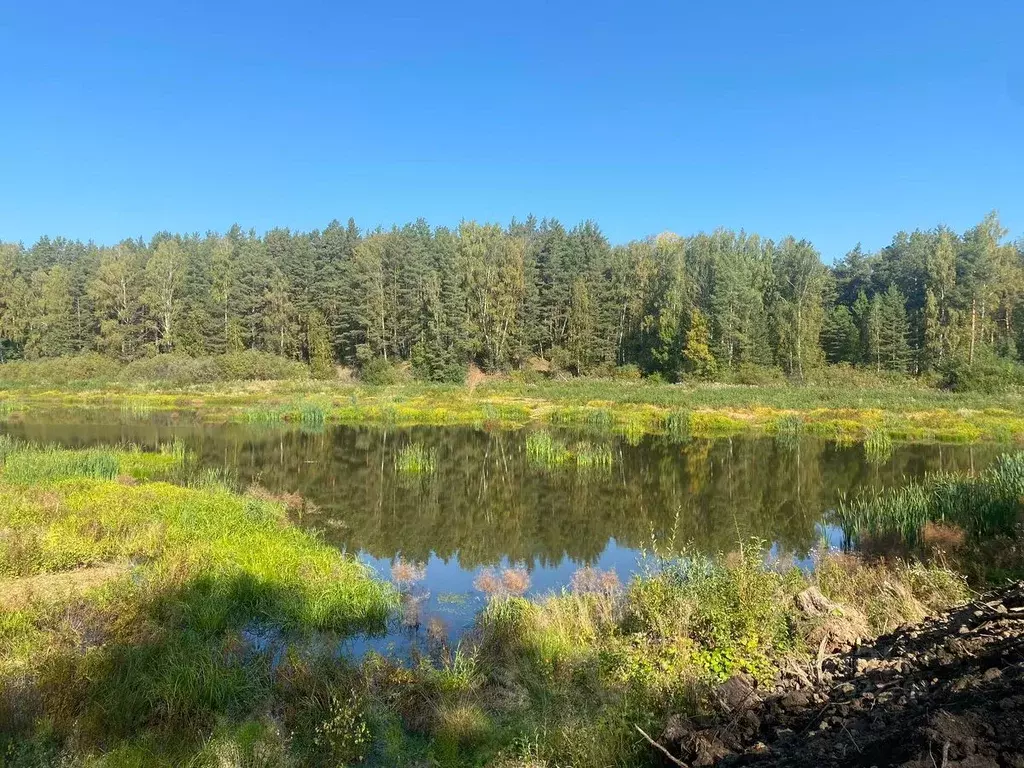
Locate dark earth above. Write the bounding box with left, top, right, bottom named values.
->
left=659, top=582, right=1024, bottom=767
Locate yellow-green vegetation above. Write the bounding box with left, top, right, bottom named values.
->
left=365, top=547, right=968, bottom=767
left=395, top=442, right=437, bottom=475
left=0, top=445, right=396, bottom=765
left=0, top=443, right=993, bottom=767
left=5, top=374, right=1024, bottom=445
left=525, top=431, right=614, bottom=471
left=0, top=436, right=186, bottom=484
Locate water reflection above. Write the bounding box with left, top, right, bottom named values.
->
left=0, top=413, right=1007, bottom=644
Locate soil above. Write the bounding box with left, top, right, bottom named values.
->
left=659, top=582, right=1024, bottom=767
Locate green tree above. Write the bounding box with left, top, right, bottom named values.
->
left=306, top=310, right=334, bottom=379
left=144, top=239, right=186, bottom=353
left=683, top=307, right=717, bottom=379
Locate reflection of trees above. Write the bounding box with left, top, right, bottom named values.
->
left=186, top=427, right=1003, bottom=569
left=1, top=419, right=1005, bottom=569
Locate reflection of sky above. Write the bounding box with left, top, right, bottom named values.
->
left=348, top=540, right=644, bottom=659
left=347, top=528, right=851, bottom=660
left=0, top=415, right=1004, bottom=661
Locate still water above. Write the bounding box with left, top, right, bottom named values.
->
left=1, top=411, right=1007, bottom=650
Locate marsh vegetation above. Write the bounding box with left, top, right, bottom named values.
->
left=0, top=413, right=1020, bottom=766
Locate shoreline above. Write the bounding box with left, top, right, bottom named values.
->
left=4, top=379, right=1024, bottom=444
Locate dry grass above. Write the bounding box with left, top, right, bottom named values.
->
left=391, top=557, right=427, bottom=588
left=245, top=483, right=305, bottom=512
left=474, top=567, right=531, bottom=598
left=0, top=563, right=125, bottom=609
left=569, top=566, right=621, bottom=596
left=813, top=552, right=969, bottom=635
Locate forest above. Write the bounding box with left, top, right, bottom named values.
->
left=0, top=212, right=1020, bottom=385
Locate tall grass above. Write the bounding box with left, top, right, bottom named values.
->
left=525, top=431, right=614, bottom=471
left=395, top=442, right=437, bottom=475
left=0, top=439, right=187, bottom=483
left=836, top=451, right=1024, bottom=544
left=572, top=442, right=614, bottom=472
left=863, top=429, right=894, bottom=465
left=525, top=431, right=571, bottom=467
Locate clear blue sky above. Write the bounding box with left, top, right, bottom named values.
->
left=1, top=0, right=1021, bottom=260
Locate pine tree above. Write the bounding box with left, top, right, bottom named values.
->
left=822, top=305, right=859, bottom=364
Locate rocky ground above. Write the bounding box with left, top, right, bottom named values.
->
left=659, top=582, right=1024, bottom=767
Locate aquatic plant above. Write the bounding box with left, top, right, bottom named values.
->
left=473, top=567, right=531, bottom=598
left=525, top=430, right=571, bottom=467
left=863, top=429, right=894, bottom=464
left=395, top=442, right=437, bottom=475
left=569, top=566, right=621, bottom=596
left=391, top=557, right=428, bottom=588
left=0, top=440, right=186, bottom=483
left=665, top=408, right=691, bottom=442
left=770, top=414, right=804, bottom=449
left=299, top=403, right=327, bottom=428
left=526, top=432, right=613, bottom=472
left=572, top=441, right=614, bottom=472
left=836, top=451, right=1024, bottom=546
left=619, top=415, right=647, bottom=446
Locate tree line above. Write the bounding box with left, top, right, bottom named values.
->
left=0, top=213, right=1019, bottom=381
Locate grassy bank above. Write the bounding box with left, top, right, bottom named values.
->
left=5, top=374, right=1024, bottom=444
left=0, top=444, right=397, bottom=766
left=0, top=444, right=990, bottom=765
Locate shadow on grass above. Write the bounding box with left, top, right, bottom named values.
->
left=1, top=570, right=388, bottom=763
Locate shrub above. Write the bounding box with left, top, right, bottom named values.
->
left=611, top=364, right=643, bottom=381
left=726, top=363, right=786, bottom=386
left=939, top=353, right=1024, bottom=394
left=359, top=357, right=403, bottom=385
left=118, top=354, right=220, bottom=386
left=0, top=354, right=121, bottom=385
left=213, top=350, right=309, bottom=381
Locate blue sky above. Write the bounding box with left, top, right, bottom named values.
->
left=1, top=0, right=1021, bottom=260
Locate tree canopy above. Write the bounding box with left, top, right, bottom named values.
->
left=1, top=213, right=1020, bottom=380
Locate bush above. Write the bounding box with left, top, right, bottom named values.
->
left=0, top=354, right=122, bottom=385
left=939, top=353, right=1024, bottom=394
left=725, top=363, right=786, bottom=386
left=611, top=364, right=643, bottom=381
left=359, top=357, right=404, bottom=385
left=118, top=354, right=220, bottom=386
left=212, top=351, right=309, bottom=381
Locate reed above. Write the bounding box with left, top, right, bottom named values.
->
left=836, top=452, right=1024, bottom=545
left=863, top=429, right=894, bottom=465
left=395, top=442, right=437, bottom=475
left=525, top=431, right=571, bottom=467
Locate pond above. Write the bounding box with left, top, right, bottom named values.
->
left=0, top=411, right=1008, bottom=653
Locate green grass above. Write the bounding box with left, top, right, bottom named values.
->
left=863, top=429, right=894, bottom=465
left=0, top=437, right=186, bottom=483
left=395, top=442, right=437, bottom=475
left=525, top=431, right=614, bottom=472
left=836, top=451, right=1024, bottom=546
left=0, top=446, right=397, bottom=765
left=5, top=375, right=1024, bottom=444
left=525, top=431, right=572, bottom=467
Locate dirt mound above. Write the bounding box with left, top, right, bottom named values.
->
left=658, top=582, right=1024, bottom=767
